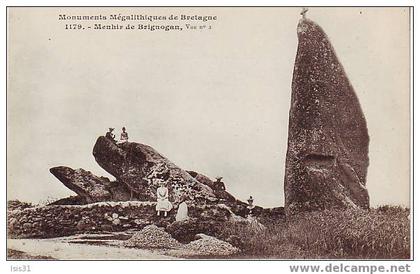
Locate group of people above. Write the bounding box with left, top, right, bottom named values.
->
left=102, top=128, right=256, bottom=219
left=155, top=180, right=189, bottom=221
left=155, top=175, right=256, bottom=220
left=106, top=127, right=129, bottom=144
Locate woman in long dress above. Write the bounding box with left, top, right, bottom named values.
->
left=118, top=127, right=129, bottom=144
left=156, top=181, right=173, bottom=217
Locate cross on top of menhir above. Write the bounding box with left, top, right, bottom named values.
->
left=300, top=7, right=309, bottom=19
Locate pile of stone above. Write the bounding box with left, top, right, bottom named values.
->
left=124, top=225, right=181, bottom=249
left=182, top=233, right=239, bottom=256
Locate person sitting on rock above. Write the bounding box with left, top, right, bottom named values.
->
left=156, top=180, right=173, bottom=217
left=105, top=128, right=116, bottom=143
left=214, top=177, right=226, bottom=191
left=118, top=127, right=129, bottom=144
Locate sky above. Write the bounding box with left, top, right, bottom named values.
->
left=7, top=7, right=410, bottom=208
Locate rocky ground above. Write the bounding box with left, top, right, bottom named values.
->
left=7, top=224, right=240, bottom=260
left=7, top=238, right=175, bottom=260
left=7, top=231, right=238, bottom=260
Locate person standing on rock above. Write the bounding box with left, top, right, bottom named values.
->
left=247, top=196, right=255, bottom=216
left=118, top=127, right=129, bottom=144
left=156, top=181, right=173, bottom=217
left=105, top=128, right=116, bottom=143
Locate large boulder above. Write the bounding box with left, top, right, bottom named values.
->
left=187, top=171, right=249, bottom=217
left=48, top=137, right=263, bottom=222
left=187, top=171, right=236, bottom=202
left=50, top=166, right=112, bottom=203
left=50, top=166, right=132, bottom=203
left=284, top=18, right=370, bottom=215
left=92, top=136, right=215, bottom=204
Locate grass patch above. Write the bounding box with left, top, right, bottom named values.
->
left=220, top=206, right=410, bottom=259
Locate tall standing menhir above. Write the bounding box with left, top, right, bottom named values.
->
left=284, top=10, right=370, bottom=215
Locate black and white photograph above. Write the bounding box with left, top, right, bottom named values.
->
left=6, top=6, right=412, bottom=263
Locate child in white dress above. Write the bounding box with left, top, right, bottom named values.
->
left=156, top=181, right=173, bottom=217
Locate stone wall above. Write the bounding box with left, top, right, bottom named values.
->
left=8, top=201, right=231, bottom=239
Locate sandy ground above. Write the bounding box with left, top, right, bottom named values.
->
left=7, top=238, right=177, bottom=260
